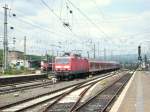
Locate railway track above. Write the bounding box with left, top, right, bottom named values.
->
left=72, top=71, right=133, bottom=112
left=0, top=79, right=48, bottom=88
left=41, top=71, right=131, bottom=112
left=0, top=73, right=47, bottom=85
left=0, top=70, right=127, bottom=112
left=0, top=71, right=123, bottom=112
left=0, top=71, right=121, bottom=95
left=0, top=79, right=53, bottom=95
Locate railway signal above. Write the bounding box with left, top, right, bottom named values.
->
left=138, top=45, right=142, bottom=61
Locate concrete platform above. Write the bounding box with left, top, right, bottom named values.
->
left=0, top=73, right=43, bottom=78
left=110, top=71, right=150, bottom=112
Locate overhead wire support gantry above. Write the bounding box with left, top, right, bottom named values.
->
left=3, top=4, right=9, bottom=72
left=2, top=4, right=16, bottom=72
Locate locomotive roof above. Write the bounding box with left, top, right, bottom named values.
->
left=55, top=56, right=87, bottom=59
left=55, top=56, right=72, bottom=58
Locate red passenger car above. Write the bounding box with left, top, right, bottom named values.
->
left=41, top=60, right=53, bottom=71
left=89, top=61, right=119, bottom=74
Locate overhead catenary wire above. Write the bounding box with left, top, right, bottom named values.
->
left=90, top=0, right=105, bottom=19
left=67, top=0, right=109, bottom=38
left=59, top=0, right=64, bottom=19
left=66, top=1, right=141, bottom=49
left=12, top=16, right=71, bottom=38
left=0, top=4, right=69, bottom=38
left=40, top=0, right=107, bottom=41
left=0, top=1, right=97, bottom=56
left=89, top=0, right=139, bottom=22
left=5, top=2, right=81, bottom=54
left=11, top=9, right=71, bottom=37
left=40, top=0, right=101, bottom=46
left=40, top=0, right=81, bottom=39
left=40, top=0, right=62, bottom=21
left=8, top=13, right=73, bottom=54
left=66, top=0, right=121, bottom=47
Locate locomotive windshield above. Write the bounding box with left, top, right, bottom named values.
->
left=55, top=58, right=69, bottom=64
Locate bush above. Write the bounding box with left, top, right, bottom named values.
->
left=4, top=69, right=23, bottom=75
left=3, top=68, right=35, bottom=75
left=20, top=66, right=25, bottom=70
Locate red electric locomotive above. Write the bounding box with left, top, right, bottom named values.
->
left=54, top=54, right=89, bottom=79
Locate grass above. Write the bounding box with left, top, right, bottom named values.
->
left=0, top=68, right=35, bottom=75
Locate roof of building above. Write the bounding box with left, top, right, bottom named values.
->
left=9, top=50, right=24, bottom=53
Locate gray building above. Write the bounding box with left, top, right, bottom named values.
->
left=8, top=50, right=24, bottom=61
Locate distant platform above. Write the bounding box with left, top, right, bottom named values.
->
left=110, top=70, right=150, bottom=112
left=0, top=73, right=47, bottom=84
left=0, top=73, right=43, bottom=79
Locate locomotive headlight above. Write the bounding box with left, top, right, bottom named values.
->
left=63, top=65, right=70, bottom=69
left=55, top=66, right=62, bottom=68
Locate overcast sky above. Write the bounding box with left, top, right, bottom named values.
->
left=0, top=0, right=150, bottom=58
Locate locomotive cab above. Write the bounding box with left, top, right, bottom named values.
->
left=55, top=57, right=71, bottom=71
left=54, top=57, right=71, bottom=79
left=54, top=54, right=89, bottom=80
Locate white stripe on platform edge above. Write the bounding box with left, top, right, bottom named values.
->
left=109, top=71, right=136, bottom=112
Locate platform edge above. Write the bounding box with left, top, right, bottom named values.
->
left=109, top=71, right=136, bottom=112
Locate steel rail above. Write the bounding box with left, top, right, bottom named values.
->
left=42, top=72, right=122, bottom=112
left=4, top=79, right=102, bottom=112
left=73, top=72, right=132, bottom=112
left=0, top=72, right=117, bottom=111
left=0, top=80, right=53, bottom=95
left=100, top=74, right=131, bottom=112
left=69, top=82, right=96, bottom=112
left=100, top=70, right=136, bottom=112
left=0, top=72, right=121, bottom=111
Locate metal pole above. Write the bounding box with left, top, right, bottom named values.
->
left=111, top=50, right=113, bottom=60
left=93, top=43, right=95, bottom=59
left=24, top=36, right=26, bottom=67
left=97, top=41, right=100, bottom=58
left=104, top=48, right=106, bottom=61
left=87, top=51, right=89, bottom=59
left=46, top=51, right=48, bottom=76
left=3, top=4, right=8, bottom=71
left=57, top=51, right=58, bottom=56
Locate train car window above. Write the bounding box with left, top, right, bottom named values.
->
left=55, top=58, right=69, bottom=64
left=90, top=62, right=93, bottom=68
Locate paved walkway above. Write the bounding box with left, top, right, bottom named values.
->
left=114, top=71, right=150, bottom=112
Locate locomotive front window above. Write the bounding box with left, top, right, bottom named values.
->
left=55, top=58, right=69, bottom=64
